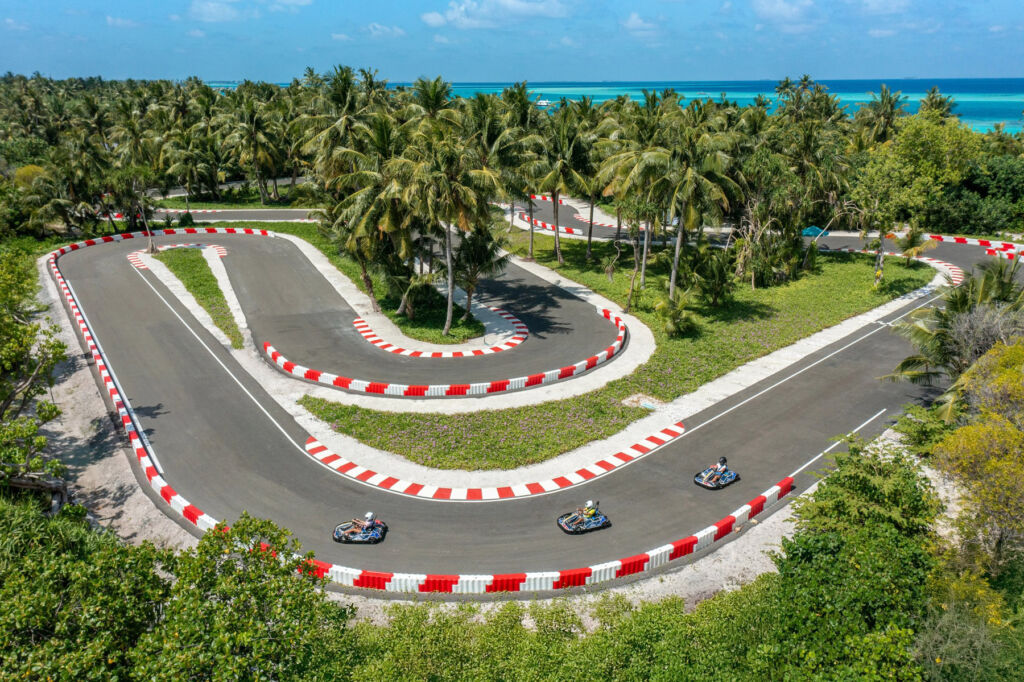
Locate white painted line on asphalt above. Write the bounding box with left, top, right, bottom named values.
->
left=129, top=266, right=328, bottom=469
left=127, top=252, right=945, bottom=504
left=61, top=274, right=168, bottom=473
left=788, top=408, right=888, bottom=478
left=665, top=292, right=940, bottom=446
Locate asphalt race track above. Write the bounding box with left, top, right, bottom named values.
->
left=225, top=235, right=620, bottom=387
left=55, top=226, right=1002, bottom=589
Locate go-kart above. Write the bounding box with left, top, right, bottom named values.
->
left=557, top=507, right=611, bottom=534
left=333, top=518, right=388, bottom=544
left=694, top=466, right=739, bottom=490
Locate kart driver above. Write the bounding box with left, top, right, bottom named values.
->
left=570, top=500, right=598, bottom=528
left=708, top=457, right=728, bottom=484
left=343, top=511, right=376, bottom=537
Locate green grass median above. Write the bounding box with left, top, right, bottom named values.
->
left=153, top=247, right=245, bottom=349
left=299, top=230, right=934, bottom=470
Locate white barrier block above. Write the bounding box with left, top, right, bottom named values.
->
left=586, top=560, right=621, bottom=585
left=522, top=572, right=559, bottom=592
left=452, top=575, right=494, bottom=594
left=328, top=564, right=361, bottom=586
left=196, top=514, right=218, bottom=531
left=647, top=544, right=673, bottom=570
left=693, top=526, right=717, bottom=553
left=386, top=573, right=427, bottom=592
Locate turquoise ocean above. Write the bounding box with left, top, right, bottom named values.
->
left=205, top=78, right=1024, bottom=133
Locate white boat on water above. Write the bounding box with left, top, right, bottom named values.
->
left=537, top=99, right=552, bottom=107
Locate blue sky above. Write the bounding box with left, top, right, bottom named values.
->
left=3, top=1, right=1024, bottom=82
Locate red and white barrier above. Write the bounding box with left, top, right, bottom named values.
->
left=529, top=194, right=564, bottom=204
left=264, top=308, right=627, bottom=398
left=573, top=214, right=619, bottom=229
left=352, top=307, right=529, bottom=358
left=518, top=212, right=584, bottom=236
left=50, top=227, right=801, bottom=593
left=302, top=420, right=686, bottom=500
left=927, top=234, right=1021, bottom=251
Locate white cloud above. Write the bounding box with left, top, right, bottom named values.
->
left=188, top=28, right=206, bottom=37
left=868, top=28, right=895, bottom=37
left=107, top=16, right=140, bottom=28
left=751, top=0, right=812, bottom=22
left=990, top=25, right=1006, bottom=33
left=270, top=0, right=312, bottom=12
left=419, top=0, right=567, bottom=30
left=422, top=11, right=446, bottom=27
left=190, top=0, right=243, bottom=23
left=331, top=32, right=351, bottom=40
left=622, top=11, right=658, bottom=38
left=860, top=0, right=907, bottom=14
left=364, top=22, right=405, bottom=38
left=559, top=35, right=575, bottom=46
left=169, top=13, right=181, bottom=21
left=4, top=17, right=28, bottom=31
left=433, top=34, right=450, bottom=43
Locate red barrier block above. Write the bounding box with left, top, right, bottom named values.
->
left=353, top=571, right=393, bottom=590
left=552, top=567, right=592, bottom=589
left=487, top=574, right=526, bottom=592
left=420, top=575, right=460, bottom=593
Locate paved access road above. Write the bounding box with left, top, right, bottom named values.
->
left=56, top=232, right=988, bottom=581
left=156, top=207, right=313, bottom=222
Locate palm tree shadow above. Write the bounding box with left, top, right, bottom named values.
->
left=695, top=299, right=776, bottom=323
left=876, top=275, right=926, bottom=298
left=128, top=403, right=168, bottom=438
left=477, top=276, right=575, bottom=336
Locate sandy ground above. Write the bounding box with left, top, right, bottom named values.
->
left=36, top=254, right=198, bottom=551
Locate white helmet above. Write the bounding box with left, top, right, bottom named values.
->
left=585, top=500, right=594, bottom=508
left=364, top=511, right=375, bottom=523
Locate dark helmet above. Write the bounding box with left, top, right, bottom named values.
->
left=719, top=457, right=727, bottom=466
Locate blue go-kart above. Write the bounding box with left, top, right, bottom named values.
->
left=694, top=466, right=739, bottom=490
left=333, top=513, right=388, bottom=544
left=557, top=503, right=612, bottom=534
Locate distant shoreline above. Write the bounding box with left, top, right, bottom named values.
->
left=206, top=77, right=1024, bottom=132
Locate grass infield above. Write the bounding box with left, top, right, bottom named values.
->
left=299, top=230, right=934, bottom=470
left=153, top=247, right=245, bottom=350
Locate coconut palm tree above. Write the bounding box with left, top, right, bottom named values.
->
left=652, top=130, right=741, bottom=300
left=919, top=87, right=956, bottom=119
left=388, top=121, right=502, bottom=335
left=536, top=105, right=591, bottom=266
left=859, top=84, right=907, bottom=145
left=220, top=95, right=281, bottom=204
left=163, top=127, right=212, bottom=211
left=450, top=228, right=511, bottom=320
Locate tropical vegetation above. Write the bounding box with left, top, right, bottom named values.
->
left=3, top=71, right=1024, bottom=339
